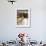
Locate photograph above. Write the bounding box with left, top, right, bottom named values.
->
left=16, top=8, right=31, bottom=27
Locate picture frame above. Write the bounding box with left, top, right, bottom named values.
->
left=16, top=8, right=31, bottom=28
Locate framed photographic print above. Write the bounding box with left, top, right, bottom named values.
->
left=16, top=8, right=31, bottom=28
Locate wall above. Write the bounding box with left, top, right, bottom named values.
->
left=0, top=0, right=46, bottom=42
